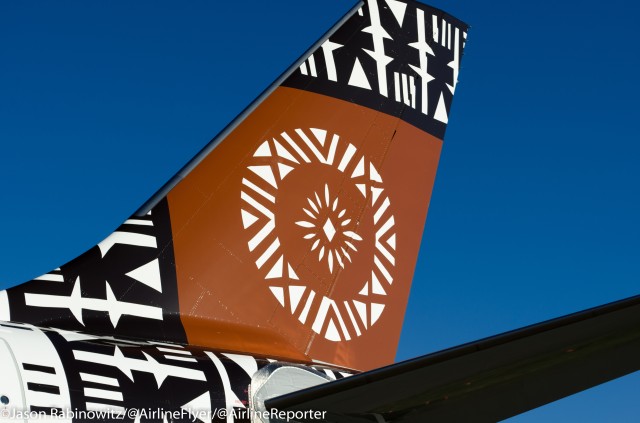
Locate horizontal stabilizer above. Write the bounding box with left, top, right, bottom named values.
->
left=266, top=294, right=640, bottom=421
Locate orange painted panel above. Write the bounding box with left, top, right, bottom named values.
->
left=168, top=86, right=441, bottom=370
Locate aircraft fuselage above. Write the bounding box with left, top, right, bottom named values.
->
left=0, top=322, right=349, bottom=422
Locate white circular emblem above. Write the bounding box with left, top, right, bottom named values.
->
left=240, top=128, right=396, bottom=342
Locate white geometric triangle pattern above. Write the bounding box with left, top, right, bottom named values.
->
left=241, top=210, right=259, bottom=229
left=434, top=92, right=449, bottom=124
left=348, top=58, right=372, bottom=90
left=385, top=0, right=407, bottom=27
left=125, top=259, right=163, bottom=293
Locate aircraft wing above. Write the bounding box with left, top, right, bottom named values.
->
left=266, top=294, right=640, bottom=422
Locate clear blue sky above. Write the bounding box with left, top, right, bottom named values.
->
left=1, top=1, right=639, bottom=421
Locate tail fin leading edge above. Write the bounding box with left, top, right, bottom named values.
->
left=1, top=0, right=467, bottom=371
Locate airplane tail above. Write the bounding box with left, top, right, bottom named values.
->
left=0, top=0, right=467, bottom=371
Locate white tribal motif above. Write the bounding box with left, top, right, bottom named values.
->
left=240, top=128, right=397, bottom=342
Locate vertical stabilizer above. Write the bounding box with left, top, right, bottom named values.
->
left=1, top=0, right=467, bottom=371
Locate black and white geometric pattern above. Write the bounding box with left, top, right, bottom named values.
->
left=0, top=323, right=352, bottom=423
left=284, top=0, right=468, bottom=139
left=2, top=199, right=186, bottom=344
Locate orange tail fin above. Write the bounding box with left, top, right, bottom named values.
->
left=1, top=0, right=467, bottom=371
